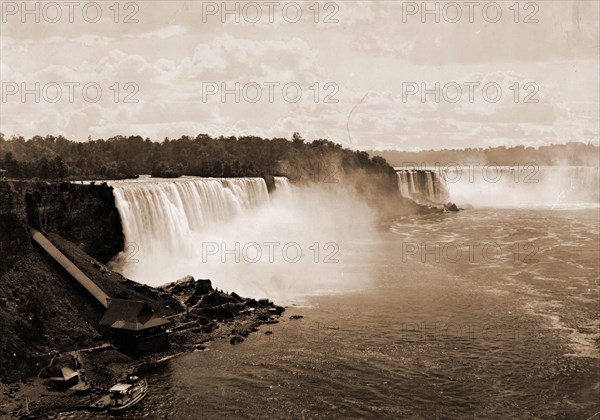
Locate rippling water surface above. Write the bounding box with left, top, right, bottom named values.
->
left=63, top=207, right=599, bottom=419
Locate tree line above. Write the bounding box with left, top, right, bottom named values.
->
left=372, top=143, right=600, bottom=168
left=0, top=133, right=395, bottom=184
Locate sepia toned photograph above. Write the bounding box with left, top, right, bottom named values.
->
left=0, top=1, right=598, bottom=418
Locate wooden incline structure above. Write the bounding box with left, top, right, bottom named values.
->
left=29, top=227, right=109, bottom=309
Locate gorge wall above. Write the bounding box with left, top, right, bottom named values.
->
left=21, top=182, right=124, bottom=265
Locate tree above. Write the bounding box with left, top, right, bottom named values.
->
left=37, top=158, right=51, bottom=179
left=223, top=162, right=234, bottom=177
left=292, top=132, right=305, bottom=147
left=211, top=161, right=223, bottom=177
left=3, top=152, right=20, bottom=177
left=54, top=156, right=67, bottom=179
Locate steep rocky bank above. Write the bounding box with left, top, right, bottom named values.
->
left=0, top=228, right=181, bottom=383
left=0, top=183, right=31, bottom=275
left=0, top=181, right=127, bottom=381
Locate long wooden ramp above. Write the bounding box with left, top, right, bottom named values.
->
left=30, top=227, right=109, bottom=309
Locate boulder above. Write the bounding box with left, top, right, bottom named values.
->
left=194, top=279, right=213, bottom=295
left=245, top=299, right=259, bottom=308
left=269, top=306, right=285, bottom=315
left=198, top=303, right=240, bottom=320
left=185, top=294, right=202, bottom=307
left=230, top=292, right=244, bottom=302
left=230, top=335, right=244, bottom=345
left=201, top=291, right=234, bottom=307
left=444, top=202, right=460, bottom=212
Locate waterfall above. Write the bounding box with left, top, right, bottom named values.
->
left=397, top=166, right=600, bottom=208
left=109, top=176, right=270, bottom=263
left=396, top=170, right=449, bottom=204
left=274, top=176, right=292, bottom=196
left=106, top=175, right=376, bottom=304
left=442, top=166, right=600, bottom=208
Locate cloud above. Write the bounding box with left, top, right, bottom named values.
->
left=343, top=1, right=599, bottom=64
left=127, top=25, right=188, bottom=39
left=0, top=2, right=597, bottom=149
left=351, top=32, right=414, bottom=56
left=177, top=34, right=324, bottom=83
left=41, top=34, right=116, bottom=47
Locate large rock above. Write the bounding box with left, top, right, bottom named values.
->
left=194, top=279, right=213, bottom=295
left=269, top=306, right=285, bottom=315
left=230, top=335, right=244, bottom=345
left=198, top=303, right=245, bottom=320
left=444, top=202, right=460, bottom=212
left=258, top=298, right=271, bottom=307
left=162, top=275, right=196, bottom=295
left=201, top=291, right=234, bottom=307
left=160, top=277, right=215, bottom=307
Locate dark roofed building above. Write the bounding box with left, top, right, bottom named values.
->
left=100, top=299, right=171, bottom=353
left=48, top=367, right=85, bottom=391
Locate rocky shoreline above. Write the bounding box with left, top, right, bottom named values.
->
left=0, top=272, right=286, bottom=418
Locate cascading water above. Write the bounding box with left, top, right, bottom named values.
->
left=396, top=170, right=449, bottom=204
left=108, top=175, right=376, bottom=304
left=274, top=176, right=292, bottom=196
left=397, top=166, right=599, bottom=208
left=441, top=166, right=600, bottom=208
left=110, top=177, right=270, bottom=257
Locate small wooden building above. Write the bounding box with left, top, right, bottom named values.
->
left=49, top=367, right=81, bottom=390
left=99, top=299, right=171, bottom=353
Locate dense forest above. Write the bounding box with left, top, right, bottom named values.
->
left=0, top=133, right=395, bottom=185
left=3, top=133, right=594, bottom=188
left=372, top=143, right=600, bottom=168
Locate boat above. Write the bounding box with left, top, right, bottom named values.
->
left=106, top=375, right=147, bottom=413
left=89, top=394, right=110, bottom=411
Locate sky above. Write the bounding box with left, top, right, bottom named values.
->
left=0, top=0, right=598, bottom=150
